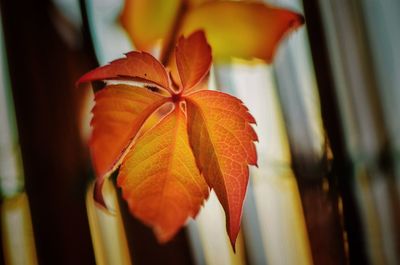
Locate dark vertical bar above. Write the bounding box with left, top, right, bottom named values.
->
left=272, top=2, right=348, bottom=264
left=0, top=1, right=97, bottom=264
left=304, top=1, right=396, bottom=264
left=302, top=0, right=372, bottom=264
left=296, top=178, right=348, bottom=265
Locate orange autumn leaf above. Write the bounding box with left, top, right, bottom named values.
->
left=174, top=30, right=212, bottom=92
left=120, top=0, right=304, bottom=62
left=89, top=85, right=169, bottom=205
left=77, top=51, right=171, bottom=92
left=118, top=105, right=209, bottom=242
left=186, top=90, right=258, bottom=247
left=77, top=31, right=257, bottom=246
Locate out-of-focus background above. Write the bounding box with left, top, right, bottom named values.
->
left=0, top=0, right=399, bottom=264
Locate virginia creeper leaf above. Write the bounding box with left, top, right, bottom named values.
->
left=186, top=90, right=258, bottom=248
left=77, top=51, right=171, bottom=91
left=175, top=31, right=211, bottom=91
left=90, top=84, right=169, bottom=204
left=78, top=30, right=262, bottom=246
left=118, top=105, right=209, bottom=242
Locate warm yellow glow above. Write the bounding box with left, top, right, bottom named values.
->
left=86, top=179, right=132, bottom=265
left=121, top=0, right=181, bottom=54
left=251, top=168, right=313, bottom=265
left=1, top=193, right=38, bottom=265
left=180, top=1, right=303, bottom=63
